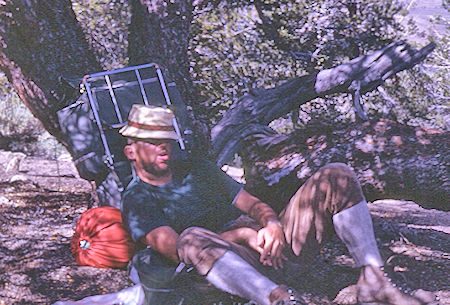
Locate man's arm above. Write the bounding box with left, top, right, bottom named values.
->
left=234, top=189, right=286, bottom=269
left=220, top=227, right=258, bottom=249
left=141, top=226, right=179, bottom=263
left=234, top=190, right=279, bottom=226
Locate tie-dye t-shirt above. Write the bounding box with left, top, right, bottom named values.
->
left=121, top=159, right=243, bottom=242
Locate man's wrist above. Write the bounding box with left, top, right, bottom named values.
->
left=247, top=200, right=281, bottom=228
left=266, top=219, right=282, bottom=228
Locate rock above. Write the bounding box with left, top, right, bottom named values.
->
left=57, top=153, right=73, bottom=162
left=9, top=175, right=31, bottom=183
left=6, top=153, right=26, bottom=173
left=18, top=157, right=78, bottom=178
left=0, top=150, right=26, bottom=176
left=0, top=195, right=13, bottom=206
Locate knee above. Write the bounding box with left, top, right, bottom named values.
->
left=179, top=226, right=206, bottom=241
left=315, top=163, right=358, bottom=183
left=177, top=227, right=228, bottom=273
left=179, top=226, right=204, bottom=238
left=313, top=163, right=363, bottom=199
left=176, top=227, right=214, bottom=258
left=321, top=162, right=354, bottom=175
left=177, top=227, right=207, bottom=249
left=177, top=227, right=204, bottom=261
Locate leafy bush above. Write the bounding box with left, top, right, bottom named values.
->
left=72, top=0, right=131, bottom=70
left=189, top=0, right=448, bottom=130
left=1, top=0, right=447, bottom=160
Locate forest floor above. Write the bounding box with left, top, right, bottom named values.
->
left=0, top=150, right=448, bottom=305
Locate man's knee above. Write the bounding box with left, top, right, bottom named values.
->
left=177, top=226, right=230, bottom=258
left=177, top=227, right=230, bottom=275
left=314, top=163, right=359, bottom=187
left=319, top=162, right=355, bottom=176
left=313, top=162, right=364, bottom=211
left=178, top=226, right=209, bottom=241
left=177, top=227, right=209, bottom=253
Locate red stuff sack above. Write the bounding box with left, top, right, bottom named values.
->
left=71, top=207, right=136, bottom=269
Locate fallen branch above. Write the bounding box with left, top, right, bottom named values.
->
left=211, top=41, right=436, bottom=165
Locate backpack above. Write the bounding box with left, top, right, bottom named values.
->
left=57, top=64, right=193, bottom=207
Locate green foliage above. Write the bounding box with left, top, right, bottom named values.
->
left=190, top=3, right=301, bottom=124
left=1, top=0, right=447, bottom=159
left=264, top=0, right=403, bottom=69
left=369, top=1, right=450, bottom=129
left=72, top=0, right=131, bottom=70
left=190, top=0, right=448, bottom=130
left=189, top=0, right=402, bottom=125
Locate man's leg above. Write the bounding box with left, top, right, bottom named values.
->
left=177, top=227, right=306, bottom=305
left=130, top=248, right=183, bottom=305
left=206, top=251, right=278, bottom=305
left=333, top=201, right=436, bottom=305
left=280, top=163, right=435, bottom=305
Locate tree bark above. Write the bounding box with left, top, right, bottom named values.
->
left=127, top=0, right=198, bottom=112
left=0, top=1, right=445, bottom=209
left=240, top=119, right=448, bottom=211
left=211, top=41, right=436, bottom=166
left=0, top=0, right=100, bottom=140
left=127, top=0, right=212, bottom=154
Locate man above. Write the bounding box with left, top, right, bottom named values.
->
left=120, top=105, right=436, bottom=305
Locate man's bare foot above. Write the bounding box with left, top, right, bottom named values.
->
left=356, top=265, right=436, bottom=305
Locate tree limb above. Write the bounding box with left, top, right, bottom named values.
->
left=241, top=119, right=449, bottom=211
left=211, top=41, right=435, bottom=166
left=0, top=0, right=100, bottom=139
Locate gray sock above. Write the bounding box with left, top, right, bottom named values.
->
left=205, top=251, right=278, bottom=305
left=333, top=201, right=383, bottom=267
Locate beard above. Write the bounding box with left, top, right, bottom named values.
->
left=143, top=160, right=171, bottom=177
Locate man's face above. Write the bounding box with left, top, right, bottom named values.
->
left=125, top=139, right=174, bottom=177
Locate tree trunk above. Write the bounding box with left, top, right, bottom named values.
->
left=0, top=0, right=100, bottom=141
left=0, top=1, right=444, bottom=209
left=240, top=119, right=448, bottom=211
left=127, top=0, right=198, bottom=112
left=127, top=0, right=212, bottom=153
left=211, top=41, right=436, bottom=165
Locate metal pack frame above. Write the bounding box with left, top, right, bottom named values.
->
left=82, top=63, right=187, bottom=171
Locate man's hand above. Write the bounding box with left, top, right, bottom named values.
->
left=220, top=224, right=287, bottom=269
left=234, top=189, right=288, bottom=269
left=256, top=221, right=287, bottom=270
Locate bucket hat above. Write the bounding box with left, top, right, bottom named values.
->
left=119, top=104, right=179, bottom=140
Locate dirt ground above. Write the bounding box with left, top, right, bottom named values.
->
left=0, top=151, right=448, bottom=304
